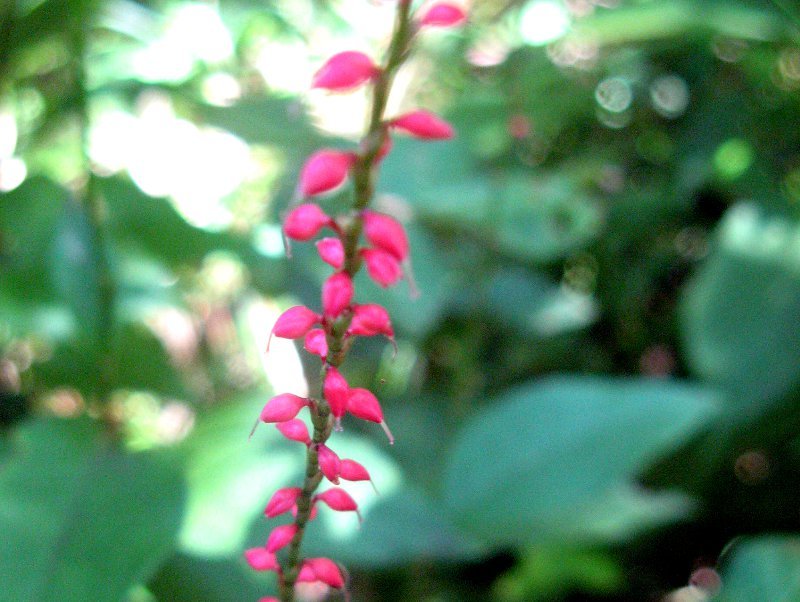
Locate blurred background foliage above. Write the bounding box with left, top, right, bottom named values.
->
left=2, top=0, right=800, bottom=600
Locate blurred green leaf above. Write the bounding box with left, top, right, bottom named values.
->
left=680, top=204, right=800, bottom=411
left=716, top=535, right=800, bottom=601
left=0, top=417, right=185, bottom=602
left=443, top=375, right=718, bottom=547
left=496, top=545, right=623, bottom=601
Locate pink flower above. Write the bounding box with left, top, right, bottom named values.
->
left=300, top=557, right=345, bottom=589
left=323, top=366, right=349, bottom=420
left=260, top=393, right=309, bottom=423
left=266, top=524, right=298, bottom=553
left=258, top=598, right=280, bottom=602
left=265, top=487, right=302, bottom=518
left=315, top=488, right=361, bottom=521
left=362, top=210, right=409, bottom=261
left=390, top=110, right=454, bottom=140
left=284, top=203, right=331, bottom=241
left=304, top=328, right=329, bottom=358
left=312, top=51, right=378, bottom=91
left=347, top=388, right=394, bottom=444
left=348, top=303, right=394, bottom=338
left=322, top=272, right=354, bottom=318
left=418, top=2, right=467, bottom=27
left=299, top=149, right=355, bottom=197
left=316, top=237, right=345, bottom=269
left=317, top=444, right=342, bottom=484
left=244, top=547, right=279, bottom=571
left=268, top=306, right=320, bottom=351
left=276, top=419, right=311, bottom=445
left=361, top=248, right=403, bottom=287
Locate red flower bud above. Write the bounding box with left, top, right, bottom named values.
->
left=316, top=237, right=345, bottom=269
left=322, top=272, right=354, bottom=318
left=266, top=523, right=298, bottom=553
left=284, top=203, right=331, bottom=241
left=304, top=328, right=329, bottom=358
left=296, top=562, right=318, bottom=583
left=268, top=305, right=320, bottom=351
left=390, top=110, right=454, bottom=140
left=418, top=2, right=467, bottom=27
left=312, top=51, right=378, bottom=91
left=299, top=149, right=355, bottom=197
left=347, top=387, right=394, bottom=443
left=317, top=444, right=342, bottom=484
left=259, top=598, right=280, bottom=602
left=276, top=419, right=311, bottom=445
left=302, top=557, right=345, bottom=589
left=323, top=366, right=349, bottom=419
left=244, top=547, right=279, bottom=571
left=260, top=393, right=309, bottom=423
left=361, top=248, right=403, bottom=288
left=315, top=487, right=361, bottom=521
left=340, top=458, right=379, bottom=494
left=349, top=303, right=394, bottom=338
left=362, top=210, right=409, bottom=261
left=265, top=486, right=302, bottom=518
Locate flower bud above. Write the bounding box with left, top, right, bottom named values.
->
left=347, top=388, right=394, bottom=444
left=315, top=487, right=361, bottom=521
left=304, top=328, right=329, bottom=358
left=284, top=203, right=331, bottom=241
left=266, top=524, right=298, bottom=553
left=265, top=486, right=302, bottom=518
left=258, top=598, right=280, bottom=602
left=390, top=110, right=454, bottom=140
left=312, top=51, right=378, bottom=91
left=299, top=149, right=355, bottom=197
left=244, top=547, right=279, bottom=571
left=361, top=248, right=403, bottom=288
left=349, top=303, right=394, bottom=338
left=316, top=237, right=345, bottom=269
left=276, top=419, right=311, bottom=445
left=317, top=444, right=342, bottom=484
left=362, top=210, right=409, bottom=261
left=260, top=393, right=309, bottom=423
left=322, top=272, right=354, bottom=318
left=323, top=366, right=349, bottom=419
left=268, top=306, right=320, bottom=351
left=340, top=458, right=378, bottom=494
left=302, top=557, right=345, bottom=589
left=418, top=2, right=467, bottom=27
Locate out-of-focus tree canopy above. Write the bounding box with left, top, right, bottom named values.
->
left=2, top=1, right=800, bottom=600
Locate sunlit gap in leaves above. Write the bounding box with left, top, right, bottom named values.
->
left=0, top=110, right=27, bottom=192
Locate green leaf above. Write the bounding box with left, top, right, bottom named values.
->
left=716, top=536, right=800, bottom=602
left=0, top=417, right=185, bottom=602
left=443, top=375, right=718, bottom=547
left=680, top=204, right=800, bottom=411
left=149, top=553, right=269, bottom=602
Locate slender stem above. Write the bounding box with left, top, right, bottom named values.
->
left=278, top=4, right=415, bottom=600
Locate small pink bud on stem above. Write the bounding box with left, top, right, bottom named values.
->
left=316, top=237, right=345, bottom=269
left=340, top=458, right=379, bottom=494
left=299, top=150, right=356, bottom=197
left=362, top=210, right=409, bottom=261
left=312, top=51, right=379, bottom=92
left=284, top=203, right=332, bottom=241
left=317, top=444, right=342, bottom=484
left=323, top=366, right=350, bottom=422
left=300, top=558, right=346, bottom=589
left=304, top=328, right=329, bottom=358
left=268, top=306, right=320, bottom=351
left=244, top=547, right=280, bottom=572
left=266, top=524, right=299, bottom=553
left=276, top=419, right=312, bottom=445
left=361, top=248, right=403, bottom=288
left=315, top=488, right=362, bottom=522
left=418, top=2, right=467, bottom=27
left=265, top=487, right=303, bottom=518
left=322, top=272, right=354, bottom=318
left=390, top=110, right=454, bottom=140
left=347, top=388, right=394, bottom=444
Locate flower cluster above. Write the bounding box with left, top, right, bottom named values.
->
left=246, top=2, right=465, bottom=600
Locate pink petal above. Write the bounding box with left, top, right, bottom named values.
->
left=299, top=149, right=355, bottom=197
left=323, top=366, right=349, bottom=419
left=283, top=203, right=331, bottom=240
left=260, top=393, right=309, bottom=423
left=418, top=3, right=467, bottom=27
left=312, top=51, right=378, bottom=91
left=322, top=272, right=354, bottom=318
left=244, top=547, right=279, bottom=571
left=264, top=487, right=302, bottom=518
left=266, top=523, right=298, bottom=553
left=362, top=210, right=409, bottom=261
left=361, top=248, right=403, bottom=288
left=390, top=110, right=454, bottom=140
left=276, top=419, right=311, bottom=445
left=304, top=328, right=329, bottom=358
left=316, top=237, right=345, bottom=269
left=317, top=444, right=342, bottom=484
